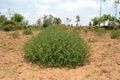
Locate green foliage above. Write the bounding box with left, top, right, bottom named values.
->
left=92, top=17, right=100, bottom=26
left=11, top=13, right=24, bottom=23
left=42, top=23, right=48, bottom=28
left=53, top=17, right=61, bottom=25
left=23, top=29, right=33, bottom=35
left=0, top=14, right=7, bottom=23
left=3, top=24, right=17, bottom=31
left=24, top=26, right=90, bottom=68
left=0, top=24, right=3, bottom=30
left=76, top=15, right=80, bottom=26
left=93, top=28, right=106, bottom=36
left=11, top=31, right=20, bottom=39
left=91, top=14, right=120, bottom=26
left=2, top=20, right=17, bottom=26
left=83, top=28, right=89, bottom=33
left=111, top=29, right=120, bottom=39
left=1, top=20, right=24, bottom=31
left=42, top=15, right=62, bottom=28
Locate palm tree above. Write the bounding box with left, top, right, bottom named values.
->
left=99, top=0, right=106, bottom=26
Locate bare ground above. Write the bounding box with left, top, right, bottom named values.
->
left=0, top=30, right=120, bottom=80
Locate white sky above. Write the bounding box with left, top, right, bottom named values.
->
left=0, top=0, right=120, bottom=25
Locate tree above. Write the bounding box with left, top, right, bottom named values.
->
left=66, top=17, right=71, bottom=26
left=92, top=17, right=100, bottom=26
left=22, top=20, right=29, bottom=26
left=36, top=18, right=42, bottom=26
left=114, top=0, right=120, bottom=20
left=89, top=21, right=92, bottom=26
left=0, top=13, right=7, bottom=23
left=11, top=13, right=24, bottom=23
left=53, top=17, right=61, bottom=25
left=76, top=15, right=80, bottom=26
left=42, top=15, right=54, bottom=27
left=99, top=0, right=106, bottom=26
left=7, top=8, right=14, bottom=20
left=101, top=14, right=109, bottom=26
left=91, top=14, right=120, bottom=26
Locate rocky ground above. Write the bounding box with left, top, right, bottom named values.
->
left=0, top=29, right=120, bottom=80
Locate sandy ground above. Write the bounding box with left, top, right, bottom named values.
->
left=0, top=29, right=120, bottom=80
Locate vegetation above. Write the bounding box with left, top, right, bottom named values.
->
left=11, top=13, right=24, bottom=23
left=92, top=28, right=106, bottom=36
left=1, top=20, right=24, bottom=31
left=24, top=26, right=90, bottom=68
left=11, top=31, right=20, bottom=39
left=42, top=15, right=61, bottom=28
left=92, top=14, right=120, bottom=26
left=23, top=29, right=33, bottom=35
left=111, top=29, right=120, bottom=39
left=76, top=15, right=80, bottom=26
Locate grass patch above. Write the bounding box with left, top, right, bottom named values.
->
left=11, top=31, right=20, bottom=39
left=111, top=29, right=120, bottom=39
left=93, top=28, right=106, bottom=36
left=23, top=29, right=33, bottom=35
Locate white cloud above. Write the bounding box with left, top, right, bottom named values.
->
left=39, top=0, right=60, bottom=3
left=57, top=0, right=99, bottom=11
left=0, top=9, right=8, bottom=15
left=35, top=5, right=50, bottom=10
left=36, top=10, right=56, bottom=16
left=9, top=0, right=60, bottom=3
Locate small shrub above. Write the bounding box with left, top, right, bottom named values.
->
left=11, top=31, right=20, bottom=39
left=42, top=23, right=48, bottom=28
left=23, top=29, right=33, bottom=35
left=88, top=38, right=98, bottom=43
left=83, top=28, right=89, bottom=33
left=93, top=28, right=106, bottom=36
left=24, top=26, right=90, bottom=68
left=111, top=29, right=120, bottom=39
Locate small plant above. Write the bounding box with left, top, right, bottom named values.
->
left=93, top=28, right=106, bottom=36
left=111, top=29, right=120, bottom=39
left=24, top=26, right=90, bottom=68
left=88, top=38, right=98, bottom=43
left=85, top=72, right=95, bottom=78
left=11, top=31, right=20, bottom=39
left=83, top=28, right=89, bottom=33
left=23, top=29, right=33, bottom=35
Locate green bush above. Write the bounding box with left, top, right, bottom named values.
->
left=11, top=31, right=20, bottom=39
left=93, top=28, right=106, bottom=36
left=3, top=24, right=16, bottom=31
left=2, top=20, right=17, bottom=26
left=42, top=23, right=48, bottom=28
left=111, top=29, right=120, bottom=39
left=24, top=26, right=90, bottom=68
left=0, top=24, right=3, bottom=30
left=1, top=20, right=24, bottom=31
left=83, top=28, right=89, bottom=33
left=23, top=29, right=33, bottom=35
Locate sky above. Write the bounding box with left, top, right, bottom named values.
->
left=0, top=0, right=120, bottom=25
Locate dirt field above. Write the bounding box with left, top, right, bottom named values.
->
left=0, top=29, right=120, bottom=80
